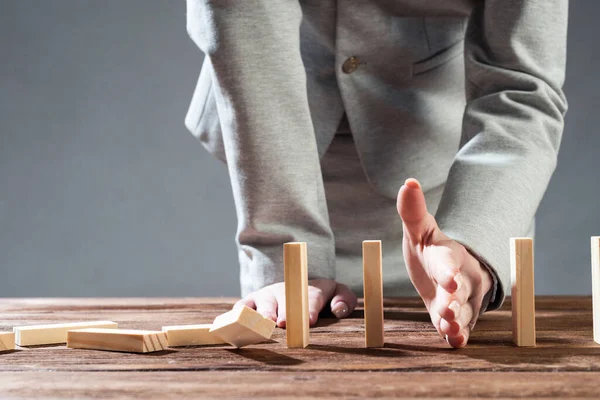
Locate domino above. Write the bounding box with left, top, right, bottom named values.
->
left=591, top=237, right=600, bottom=344
left=284, top=242, right=310, bottom=348
left=363, top=240, right=384, bottom=348
left=0, top=332, right=15, bottom=352
left=511, top=237, right=536, bottom=347
left=67, top=328, right=167, bottom=353
left=209, top=306, right=276, bottom=348
left=161, top=324, right=226, bottom=347
left=13, top=321, right=118, bottom=346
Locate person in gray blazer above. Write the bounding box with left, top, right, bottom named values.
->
left=185, top=0, right=568, bottom=347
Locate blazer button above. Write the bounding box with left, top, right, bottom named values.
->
left=342, top=56, right=359, bottom=74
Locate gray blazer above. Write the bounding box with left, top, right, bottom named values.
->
left=185, top=0, right=568, bottom=309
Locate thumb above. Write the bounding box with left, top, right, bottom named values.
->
left=397, top=178, right=435, bottom=244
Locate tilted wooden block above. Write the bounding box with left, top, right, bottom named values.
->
left=511, top=237, right=536, bottom=347
left=67, top=328, right=168, bottom=353
left=161, top=324, right=226, bottom=347
left=284, top=242, right=310, bottom=348
left=363, top=240, right=384, bottom=348
left=209, top=306, right=276, bottom=348
left=591, top=237, right=600, bottom=344
left=13, top=321, right=118, bottom=346
left=0, top=332, right=15, bottom=352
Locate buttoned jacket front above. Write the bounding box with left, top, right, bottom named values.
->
left=185, top=0, right=568, bottom=308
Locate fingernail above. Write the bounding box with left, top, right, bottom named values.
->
left=454, top=274, right=463, bottom=291
left=309, top=312, right=318, bottom=325
left=331, top=302, right=350, bottom=319
left=404, top=178, right=421, bottom=189
left=449, top=301, right=461, bottom=319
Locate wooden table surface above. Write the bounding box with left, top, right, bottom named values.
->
left=1, top=297, right=599, bottom=399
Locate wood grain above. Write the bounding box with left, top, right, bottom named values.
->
left=67, top=328, right=168, bottom=353
left=511, top=237, right=536, bottom=346
left=284, top=242, right=310, bottom=348
left=209, top=306, right=275, bottom=348
left=13, top=320, right=118, bottom=346
left=0, top=332, right=14, bottom=352
left=592, top=237, right=600, bottom=344
left=162, top=324, right=226, bottom=347
left=0, top=297, right=598, bottom=398
left=2, top=371, right=600, bottom=399
left=363, top=240, right=384, bottom=348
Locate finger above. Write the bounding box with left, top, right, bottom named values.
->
left=447, top=328, right=470, bottom=348
left=439, top=317, right=460, bottom=337
left=274, top=290, right=287, bottom=328
left=330, top=283, right=358, bottom=319
left=440, top=301, right=475, bottom=336
left=234, top=296, right=256, bottom=311
left=308, top=279, right=337, bottom=326
left=253, top=292, right=278, bottom=322
left=437, top=296, right=462, bottom=323
left=444, top=302, right=476, bottom=347
left=397, top=178, right=435, bottom=244
left=429, top=307, right=444, bottom=337
left=456, top=301, right=475, bottom=332
left=424, top=241, right=466, bottom=293
left=433, top=278, right=469, bottom=319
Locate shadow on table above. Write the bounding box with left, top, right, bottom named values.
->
left=139, top=349, right=178, bottom=356
left=456, top=333, right=600, bottom=367
left=0, top=349, right=22, bottom=355
left=383, top=310, right=431, bottom=322
left=227, top=348, right=304, bottom=366
left=308, top=343, right=408, bottom=358
left=17, top=343, right=65, bottom=349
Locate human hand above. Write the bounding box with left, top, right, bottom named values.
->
left=397, top=178, right=493, bottom=348
left=235, top=279, right=357, bottom=328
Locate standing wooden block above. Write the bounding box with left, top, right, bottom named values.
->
left=161, top=324, right=226, bottom=347
left=284, top=242, right=309, bottom=348
left=363, top=240, right=384, bottom=348
left=67, top=329, right=167, bottom=353
left=13, top=321, right=118, bottom=346
left=591, top=237, right=600, bottom=344
left=209, top=306, right=276, bottom=348
left=0, top=332, right=15, bottom=352
left=511, top=237, right=536, bottom=347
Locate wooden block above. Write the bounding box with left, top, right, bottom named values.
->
left=284, top=242, right=310, bottom=348
left=161, top=324, right=226, bottom=347
left=0, top=332, right=15, bottom=352
left=363, top=240, right=384, bottom=348
left=511, top=237, right=536, bottom=347
left=592, top=237, right=600, bottom=344
left=13, top=321, right=118, bottom=346
left=67, top=328, right=167, bottom=353
left=209, top=306, right=276, bottom=348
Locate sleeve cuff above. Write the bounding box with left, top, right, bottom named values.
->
left=459, top=242, right=505, bottom=314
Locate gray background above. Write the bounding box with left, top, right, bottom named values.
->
left=0, top=1, right=598, bottom=297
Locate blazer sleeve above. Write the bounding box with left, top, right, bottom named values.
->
left=435, top=0, right=569, bottom=310
left=185, top=0, right=335, bottom=296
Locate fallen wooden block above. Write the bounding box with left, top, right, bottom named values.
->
left=284, top=241, right=310, bottom=348
left=591, top=237, right=600, bottom=344
left=363, top=240, right=385, bottom=348
left=13, top=321, right=118, bottom=346
left=511, top=237, right=536, bottom=347
left=0, top=332, right=15, bottom=352
left=209, top=306, right=276, bottom=348
left=67, top=328, right=168, bottom=353
left=161, top=324, right=226, bottom=347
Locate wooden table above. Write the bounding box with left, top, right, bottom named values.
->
left=0, top=297, right=599, bottom=399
